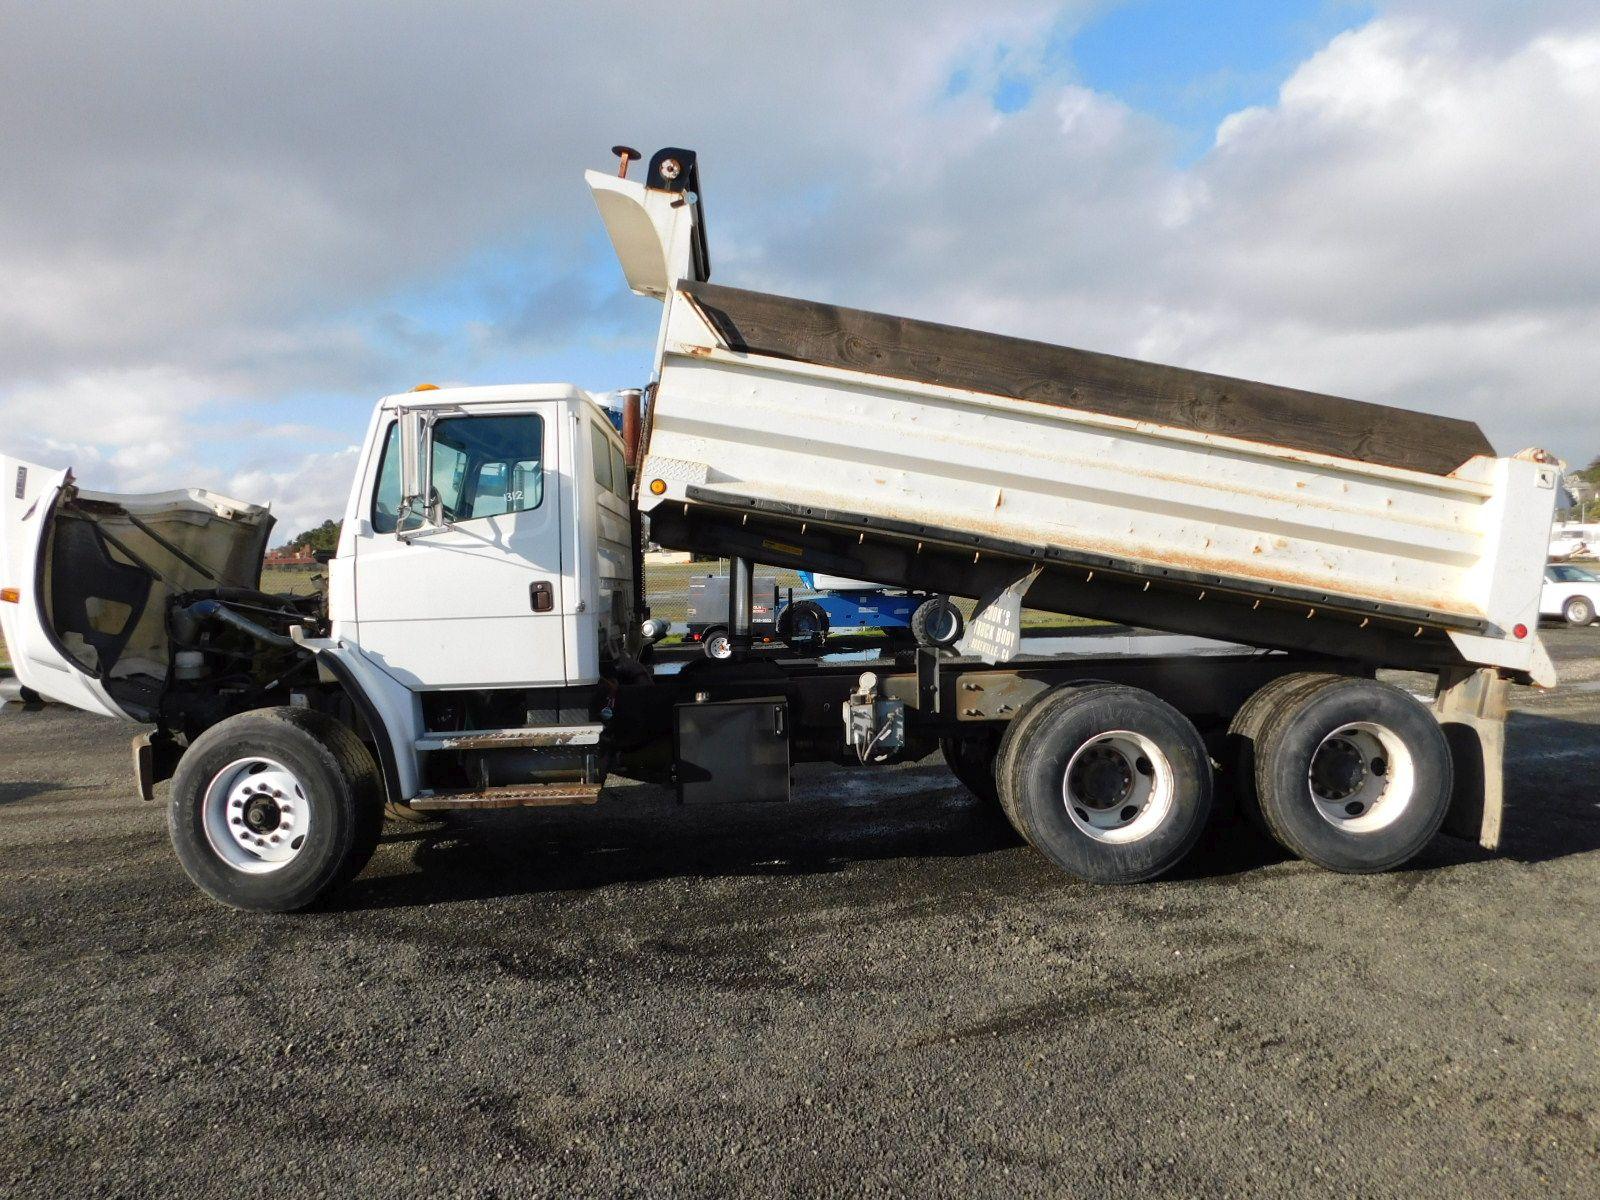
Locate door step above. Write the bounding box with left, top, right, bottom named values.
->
left=414, top=724, right=604, bottom=752
left=408, top=782, right=603, bottom=811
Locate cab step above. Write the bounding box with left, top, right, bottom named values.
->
left=407, top=782, right=603, bottom=811
left=414, top=724, right=604, bottom=752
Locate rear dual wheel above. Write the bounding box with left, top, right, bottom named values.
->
left=1229, top=675, right=1452, bottom=873
left=996, top=684, right=1214, bottom=883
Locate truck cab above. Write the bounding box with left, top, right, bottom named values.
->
left=331, top=383, right=635, bottom=690
left=1, top=384, right=636, bottom=735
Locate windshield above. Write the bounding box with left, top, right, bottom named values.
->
left=1547, top=564, right=1599, bottom=582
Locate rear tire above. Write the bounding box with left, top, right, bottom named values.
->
left=1565, top=596, right=1595, bottom=626
left=941, top=730, right=1021, bottom=843
left=997, top=684, right=1213, bottom=883
left=941, top=730, right=1001, bottom=805
left=1226, top=672, right=1344, bottom=834
left=910, top=597, right=964, bottom=649
left=1249, top=677, right=1452, bottom=873
left=168, top=707, right=384, bottom=912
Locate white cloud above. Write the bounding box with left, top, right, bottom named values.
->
left=229, top=447, right=362, bottom=544
left=2, top=0, right=1599, bottom=538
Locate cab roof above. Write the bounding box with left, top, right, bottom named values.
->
left=378, top=382, right=597, bottom=411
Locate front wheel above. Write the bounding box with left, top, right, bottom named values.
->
left=168, top=707, right=384, bottom=911
left=1565, top=596, right=1596, bottom=626
left=996, top=684, right=1214, bottom=883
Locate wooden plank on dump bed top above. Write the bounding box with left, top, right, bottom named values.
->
left=680, top=281, right=1495, bottom=478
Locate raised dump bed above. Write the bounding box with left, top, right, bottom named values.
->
left=590, top=163, right=1557, bottom=682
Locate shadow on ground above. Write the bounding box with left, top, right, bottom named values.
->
left=339, top=709, right=1599, bottom=912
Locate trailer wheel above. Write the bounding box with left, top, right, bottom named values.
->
left=701, top=626, right=733, bottom=660
left=779, top=601, right=829, bottom=653
left=1250, top=677, right=1452, bottom=873
left=997, top=684, right=1213, bottom=883
left=911, top=597, right=964, bottom=649
left=1565, top=596, right=1595, bottom=626
left=168, top=707, right=384, bottom=912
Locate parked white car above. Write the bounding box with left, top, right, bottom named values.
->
left=1542, top=563, right=1600, bottom=625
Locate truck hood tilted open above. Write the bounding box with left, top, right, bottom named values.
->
left=1, top=457, right=274, bottom=721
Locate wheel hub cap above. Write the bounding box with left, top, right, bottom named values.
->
left=202, top=757, right=311, bottom=875
left=1061, top=731, right=1174, bottom=845
left=1306, top=723, right=1415, bottom=833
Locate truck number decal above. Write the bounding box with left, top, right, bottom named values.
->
left=505, top=490, right=524, bottom=502
left=14, top=466, right=24, bottom=499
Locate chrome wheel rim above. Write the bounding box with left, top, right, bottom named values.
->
left=1061, top=730, right=1174, bottom=844
left=706, top=633, right=733, bottom=659
left=202, top=757, right=311, bottom=874
left=1306, top=722, right=1415, bottom=833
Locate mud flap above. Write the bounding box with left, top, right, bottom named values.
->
left=956, top=566, right=1042, bottom=664
left=1434, top=667, right=1509, bottom=850
left=131, top=730, right=182, bottom=802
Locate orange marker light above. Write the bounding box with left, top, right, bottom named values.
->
left=649, top=479, right=666, bottom=495
left=1, top=587, right=20, bottom=603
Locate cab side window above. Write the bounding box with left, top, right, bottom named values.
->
left=369, top=414, right=544, bottom=534
left=610, top=441, right=628, bottom=498
left=590, top=422, right=613, bottom=493
left=433, top=414, right=544, bottom=522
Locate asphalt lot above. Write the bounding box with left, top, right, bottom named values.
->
left=2, top=631, right=1597, bottom=1198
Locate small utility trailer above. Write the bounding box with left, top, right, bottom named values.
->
left=684, top=568, right=961, bottom=658
left=0, top=146, right=1559, bottom=911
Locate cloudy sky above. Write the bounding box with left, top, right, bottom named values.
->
left=3, top=0, right=1598, bottom=539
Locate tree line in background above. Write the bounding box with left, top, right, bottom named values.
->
left=1563, top=457, right=1600, bottom=520
left=277, top=519, right=342, bottom=556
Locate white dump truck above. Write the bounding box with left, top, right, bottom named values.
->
left=1, top=147, right=1559, bottom=910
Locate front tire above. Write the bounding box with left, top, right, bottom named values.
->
left=996, top=684, right=1213, bottom=883
left=1565, top=596, right=1595, bottom=626
left=168, top=707, right=384, bottom=912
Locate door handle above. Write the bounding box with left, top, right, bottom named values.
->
left=530, top=581, right=554, bottom=612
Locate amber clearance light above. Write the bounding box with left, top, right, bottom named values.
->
left=1, top=587, right=20, bottom=604
left=649, top=478, right=666, bottom=495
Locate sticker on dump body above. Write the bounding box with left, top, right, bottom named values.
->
left=958, top=566, right=1042, bottom=664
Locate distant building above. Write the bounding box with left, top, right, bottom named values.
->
left=264, top=546, right=317, bottom=567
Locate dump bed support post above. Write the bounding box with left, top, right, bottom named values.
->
left=1434, top=666, right=1510, bottom=851
left=729, top=555, right=754, bottom=655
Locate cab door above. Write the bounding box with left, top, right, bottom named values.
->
left=352, top=405, right=568, bottom=689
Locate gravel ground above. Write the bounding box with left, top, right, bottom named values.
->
left=1, top=630, right=1597, bottom=1198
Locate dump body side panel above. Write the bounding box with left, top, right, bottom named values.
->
left=639, top=287, right=1557, bottom=678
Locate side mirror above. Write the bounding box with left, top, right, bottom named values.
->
left=398, top=409, right=427, bottom=512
